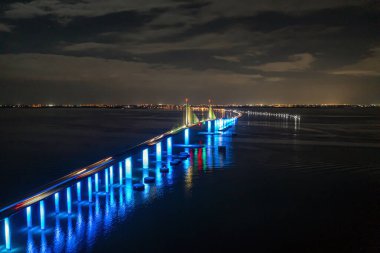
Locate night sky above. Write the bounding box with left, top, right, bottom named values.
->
left=0, top=0, right=379, bottom=104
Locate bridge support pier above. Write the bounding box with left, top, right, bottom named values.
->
left=4, top=217, right=11, bottom=250
left=143, top=149, right=149, bottom=178
left=167, top=137, right=172, bottom=156
left=40, top=200, right=45, bottom=230
left=125, top=157, right=132, bottom=179
left=26, top=206, right=32, bottom=228
left=105, top=168, right=109, bottom=193
left=143, top=149, right=149, bottom=168
left=77, top=182, right=81, bottom=202
left=67, top=187, right=72, bottom=214
left=185, top=128, right=189, bottom=145
left=54, top=193, right=59, bottom=213
left=88, top=177, right=93, bottom=202
left=95, top=173, right=99, bottom=192
left=156, top=142, right=162, bottom=162
left=119, top=162, right=123, bottom=185
left=110, top=166, right=114, bottom=185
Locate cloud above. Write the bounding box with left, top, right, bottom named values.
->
left=329, top=47, right=380, bottom=76
left=0, top=23, right=12, bottom=32
left=0, top=53, right=271, bottom=103
left=0, top=53, right=258, bottom=86
left=0, top=0, right=379, bottom=104
left=265, top=77, right=285, bottom=82
left=207, top=0, right=367, bottom=14
left=248, top=53, right=315, bottom=72
left=89, top=29, right=250, bottom=54
left=330, top=70, right=380, bottom=77
left=177, top=0, right=370, bottom=26
left=63, top=42, right=118, bottom=52
left=213, top=55, right=241, bottom=63
left=1, top=53, right=379, bottom=104
left=4, top=0, right=175, bottom=19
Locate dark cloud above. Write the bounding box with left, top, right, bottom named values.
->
left=0, top=0, right=379, bottom=104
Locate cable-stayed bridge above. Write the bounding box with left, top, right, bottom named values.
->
left=0, top=101, right=241, bottom=251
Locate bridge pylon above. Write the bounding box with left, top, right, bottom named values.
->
left=208, top=99, right=216, bottom=120
left=184, top=99, right=200, bottom=127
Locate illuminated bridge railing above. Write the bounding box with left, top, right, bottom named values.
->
left=0, top=110, right=241, bottom=251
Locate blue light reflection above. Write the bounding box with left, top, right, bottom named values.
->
left=3, top=118, right=236, bottom=252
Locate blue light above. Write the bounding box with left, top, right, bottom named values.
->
left=155, top=162, right=163, bottom=187
left=55, top=192, right=59, bottom=213
left=167, top=137, right=172, bottom=156
left=143, top=149, right=149, bottom=168
left=53, top=216, right=64, bottom=252
left=143, top=167, right=149, bottom=178
left=125, top=183, right=133, bottom=204
left=125, top=157, right=132, bottom=179
left=41, top=230, right=47, bottom=252
left=26, top=206, right=32, bottom=228
left=105, top=168, right=109, bottom=193
left=88, top=177, right=93, bottom=202
left=208, top=121, right=211, bottom=132
left=4, top=217, right=11, bottom=250
left=40, top=200, right=45, bottom=230
left=77, top=182, right=81, bottom=202
left=95, top=173, right=99, bottom=192
left=156, top=142, right=162, bottom=162
left=119, top=162, right=123, bottom=185
left=67, top=187, right=72, bottom=214
left=27, top=230, right=35, bottom=252
left=110, top=166, right=114, bottom=185
left=185, top=128, right=189, bottom=145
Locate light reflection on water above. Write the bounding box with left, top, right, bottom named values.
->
left=3, top=121, right=236, bottom=252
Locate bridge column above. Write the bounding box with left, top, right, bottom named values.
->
left=184, top=128, right=189, bottom=145
left=125, top=157, right=132, bottom=179
left=156, top=142, right=162, bottom=162
left=26, top=206, right=32, bottom=228
left=40, top=200, right=45, bottom=230
left=167, top=137, right=172, bottom=157
left=4, top=217, right=11, bottom=250
left=119, top=161, right=123, bottom=185
left=88, top=177, right=93, bottom=202
left=54, top=193, right=59, bottom=213
left=109, top=166, right=114, bottom=185
left=76, top=182, right=81, bottom=202
left=143, top=149, right=149, bottom=168
left=143, top=149, right=149, bottom=178
left=105, top=168, right=109, bottom=193
left=95, top=173, right=99, bottom=192
left=67, top=187, right=72, bottom=214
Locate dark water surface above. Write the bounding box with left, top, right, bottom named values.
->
left=1, top=108, right=380, bottom=252
left=0, top=109, right=181, bottom=206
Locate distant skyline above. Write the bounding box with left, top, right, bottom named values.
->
left=1, top=0, right=379, bottom=104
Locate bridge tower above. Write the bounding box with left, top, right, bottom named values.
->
left=184, top=98, right=191, bottom=127
left=208, top=99, right=216, bottom=120
left=184, top=98, right=200, bottom=127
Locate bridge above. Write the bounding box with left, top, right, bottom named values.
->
left=0, top=100, right=241, bottom=251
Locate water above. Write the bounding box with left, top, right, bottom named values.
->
left=1, top=108, right=380, bottom=252
left=0, top=109, right=181, bottom=207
